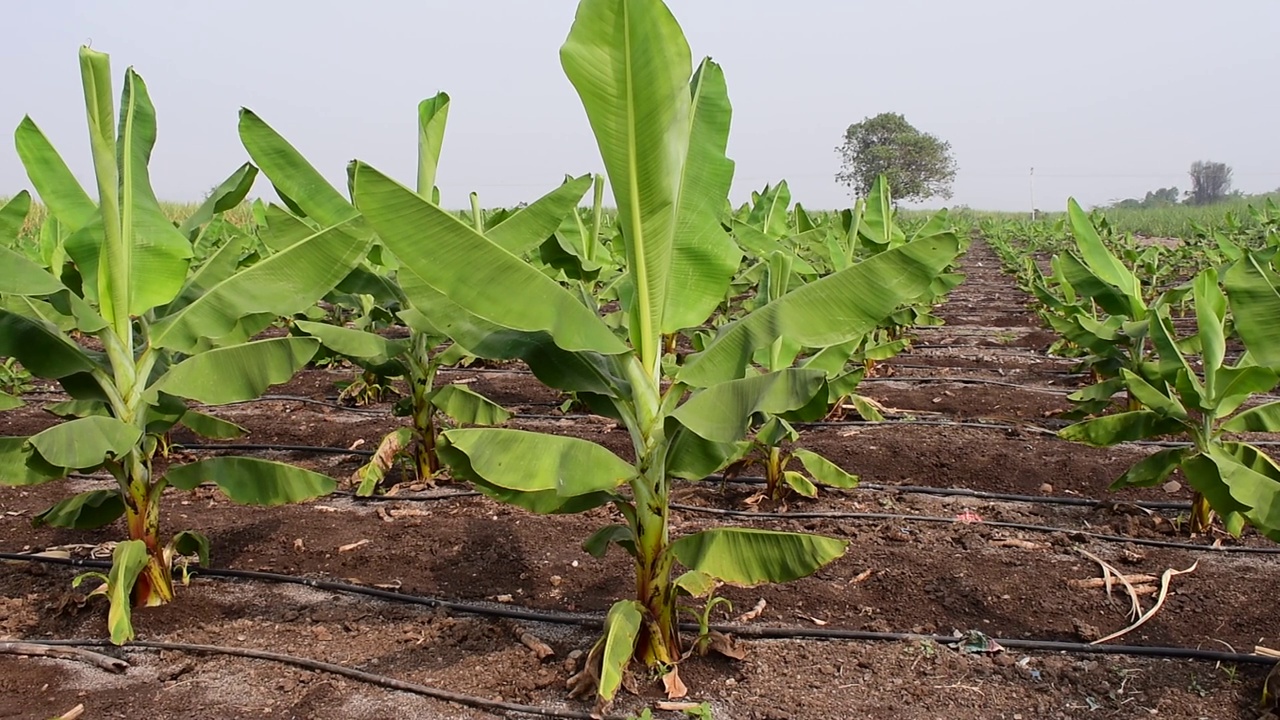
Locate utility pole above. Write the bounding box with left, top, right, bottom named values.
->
left=1029, top=167, right=1037, bottom=221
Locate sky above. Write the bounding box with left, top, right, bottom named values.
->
left=4, top=0, right=1280, bottom=212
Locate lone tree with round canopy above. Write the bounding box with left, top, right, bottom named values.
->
left=836, top=112, right=957, bottom=202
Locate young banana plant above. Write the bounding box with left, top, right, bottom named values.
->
left=350, top=0, right=959, bottom=706
left=241, top=94, right=589, bottom=490
left=1040, top=200, right=1186, bottom=415
left=1060, top=265, right=1280, bottom=539
left=0, top=49, right=367, bottom=642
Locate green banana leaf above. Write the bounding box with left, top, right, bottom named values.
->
left=148, top=337, right=319, bottom=405
left=29, top=416, right=140, bottom=469
left=440, top=428, right=635, bottom=496
left=671, top=368, right=826, bottom=443
left=32, top=489, right=125, bottom=529
left=679, top=234, right=960, bottom=386
left=165, top=457, right=335, bottom=504
left=669, top=528, right=848, bottom=585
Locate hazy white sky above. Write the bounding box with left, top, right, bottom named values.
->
left=4, top=1, right=1279, bottom=212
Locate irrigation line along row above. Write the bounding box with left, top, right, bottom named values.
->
left=15, top=638, right=611, bottom=720
left=666, top=504, right=1280, bottom=554
left=1, top=554, right=1274, bottom=669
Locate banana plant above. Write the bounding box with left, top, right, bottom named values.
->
left=1038, top=200, right=1179, bottom=415
left=349, top=0, right=959, bottom=706
left=242, top=94, right=588, bottom=490
left=0, top=49, right=367, bottom=643
left=1060, top=267, right=1280, bottom=538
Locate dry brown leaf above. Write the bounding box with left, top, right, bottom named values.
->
left=516, top=629, right=555, bottom=660
left=706, top=631, right=747, bottom=660
left=734, top=598, right=767, bottom=623
left=1068, top=574, right=1159, bottom=589
left=338, top=539, right=370, bottom=553
left=799, top=614, right=828, bottom=626
left=851, top=568, right=874, bottom=584
left=292, top=538, right=305, bottom=552
left=656, top=701, right=703, bottom=712
left=991, top=539, right=1044, bottom=550
left=662, top=666, right=688, bottom=699
left=1091, top=561, right=1198, bottom=645
left=54, top=704, right=85, bottom=720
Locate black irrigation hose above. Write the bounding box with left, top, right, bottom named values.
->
left=2, top=554, right=1274, bottom=668
left=666, top=504, right=1280, bottom=554
left=19, top=639, right=615, bottom=720
left=176, top=443, right=376, bottom=457
left=64, top=456, right=1193, bottom=513
left=859, top=376, right=1076, bottom=395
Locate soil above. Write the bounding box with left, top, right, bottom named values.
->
left=1, top=241, right=1277, bottom=720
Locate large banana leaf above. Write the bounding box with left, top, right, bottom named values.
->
left=178, top=163, right=259, bottom=238
left=32, top=489, right=125, bottom=529
left=0, top=191, right=30, bottom=241
left=1225, top=253, right=1280, bottom=367
left=561, top=0, right=692, bottom=371
left=440, top=428, right=635, bottom=496
left=14, top=118, right=97, bottom=230
left=1208, top=443, right=1280, bottom=540
left=294, top=320, right=409, bottom=365
left=238, top=109, right=366, bottom=234
left=351, top=164, right=627, bottom=356
left=679, top=234, right=960, bottom=386
left=0, top=436, right=68, bottom=486
left=0, top=247, right=66, bottom=296
left=669, top=528, right=847, bottom=586
left=671, top=369, right=826, bottom=443
left=486, top=175, right=594, bottom=256
left=148, top=337, right=319, bottom=405
left=150, top=223, right=370, bottom=353
left=29, top=416, right=141, bottom=469
left=429, top=385, right=511, bottom=426
left=1067, top=198, right=1143, bottom=315
left=661, top=58, right=740, bottom=334
left=165, top=457, right=335, bottom=504
left=1057, top=410, right=1184, bottom=447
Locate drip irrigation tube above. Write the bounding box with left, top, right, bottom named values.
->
left=666, top=504, right=1280, bottom=554
left=1, top=554, right=1273, bottom=668
left=177, top=443, right=376, bottom=457
left=17, top=638, right=613, bottom=720
left=859, top=376, right=1076, bottom=395
left=61, top=463, right=1195, bottom=513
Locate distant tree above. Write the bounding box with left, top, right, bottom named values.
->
left=835, top=112, right=957, bottom=202
left=1145, top=187, right=1180, bottom=206
left=1186, top=161, right=1233, bottom=205
left=1107, top=187, right=1179, bottom=210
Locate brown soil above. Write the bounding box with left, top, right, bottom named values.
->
left=1, top=241, right=1276, bottom=720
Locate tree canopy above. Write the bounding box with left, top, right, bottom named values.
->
left=835, top=112, right=957, bottom=203
left=1187, top=160, right=1233, bottom=205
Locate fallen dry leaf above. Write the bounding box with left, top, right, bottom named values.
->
left=991, top=539, right=1044, bottom=550
left=656, top=702, right=703, bottom=712
left=799, top=614, right=829, bottom=626
left=851, top=568, right=874, bottom=584
left=734, top=598, right=767, bottom=623
left=662, top=666, right=688, bottom=699
left=338, top=539, right=370, bottom=553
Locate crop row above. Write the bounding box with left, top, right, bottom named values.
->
left=2, top=0, right=1278, bottom=710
